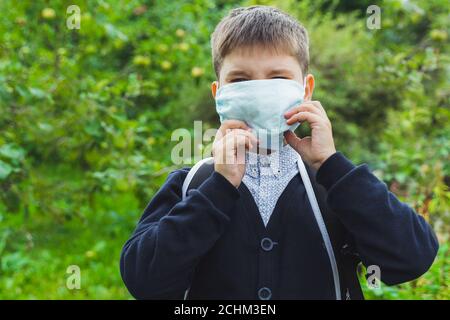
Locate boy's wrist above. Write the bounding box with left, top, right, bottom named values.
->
left=312, top=150, right=337, bottom=171
left=316, top=151, right=356, bottom=191
left=196, top=171, right=241, bottom=213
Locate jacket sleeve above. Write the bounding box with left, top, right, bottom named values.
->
left=120, top=168, right=240, bottom=299
left=316, top=152, right=439, bottom=285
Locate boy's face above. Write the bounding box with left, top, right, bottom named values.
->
left=211, top=45, right=314, bottom=99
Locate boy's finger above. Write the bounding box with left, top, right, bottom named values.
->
left=284, top=103, right=323, bottom=118
left=284, top=130, right=302, bottom=148
left=216, top=130, right=255, bottom=154
left=223, top=133, right=253, bottom=156
left=286, top=111, right=322, bottom=125
left=215, top=120, right=250, bottom=142
left=220, top=120, right=249, bottom=131
left=310, top=101, right=326, bottom=114
left=225, top=129, right=258, bottom=145
left=284, top=130, right=299, bottom=140
left=220, top=133, right=252, bottom=164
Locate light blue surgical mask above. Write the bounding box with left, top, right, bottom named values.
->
left=215, top=79, right=305, bottom=150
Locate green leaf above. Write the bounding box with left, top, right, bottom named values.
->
left=0, top=160, right=13, bottom=180
left=104, top=23, right=128, bottom=41
left=0, top=144, right=25, bottom=162
left=28, top=87, right=48, bottom=99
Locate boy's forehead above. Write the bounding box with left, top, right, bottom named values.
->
left=220, top=45, right=303, bottom=77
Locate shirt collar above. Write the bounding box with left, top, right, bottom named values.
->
left=245, top=144, right=299, bottom=178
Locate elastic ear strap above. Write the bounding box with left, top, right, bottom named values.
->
left=297, top=155, right=341, bottom=300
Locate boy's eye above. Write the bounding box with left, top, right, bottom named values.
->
left=272, top=76, right=288, bottom=79
left=230, top=78, right=248, bottom=83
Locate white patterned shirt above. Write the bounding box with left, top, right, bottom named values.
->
left=242, top=144, right=299, bottom=227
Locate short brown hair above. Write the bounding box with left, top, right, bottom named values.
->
left=211, top=6, right=309, bottom=78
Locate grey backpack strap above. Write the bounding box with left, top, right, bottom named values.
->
left=296, top=154, right=341, bottom=300
left=182, top=157, right=214, bottom=200
left=303, top=159, right=364, bottom=300
left=181, top=157, right=214, bottom=300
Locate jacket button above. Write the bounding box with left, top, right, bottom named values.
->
left=258, top=287, right=272, bottom=300
left=260, top=237, right=276, bottom=251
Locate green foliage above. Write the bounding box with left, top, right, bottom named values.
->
left=0, top=0, right=448, bottom=299
left=0, top=0, right=237, bottom=211
left=361, top=244, right=449, bottom=300
left=0, top=174, right=138, bottom=299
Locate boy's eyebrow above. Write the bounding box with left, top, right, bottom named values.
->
left=225, top=69, right=251, bottom=78
left=267, top=68, right=294, bottom=76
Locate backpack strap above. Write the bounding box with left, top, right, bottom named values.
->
left=303, top=162, right=364, bottom=300
left=296, top=155, right=342, bottom=300
left=181, top=157, right=214, bottom=300
left=182, top=157, right=214, bottom=200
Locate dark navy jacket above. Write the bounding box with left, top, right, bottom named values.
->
left=120, top=152, right=438, bottom=299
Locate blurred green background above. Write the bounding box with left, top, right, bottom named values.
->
left=0, top=0, right=448, bottom=299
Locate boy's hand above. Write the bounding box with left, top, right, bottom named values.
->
left=212, top=120, right=257, bottom=188
left=284, top=101, right=336, bottom=170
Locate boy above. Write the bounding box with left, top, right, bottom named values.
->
left=120, top=6, right=438, bottom=300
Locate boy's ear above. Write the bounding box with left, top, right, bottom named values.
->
left=303, top=74, right=315, bottom=101
left=211, top=81, right=219, bottom=98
